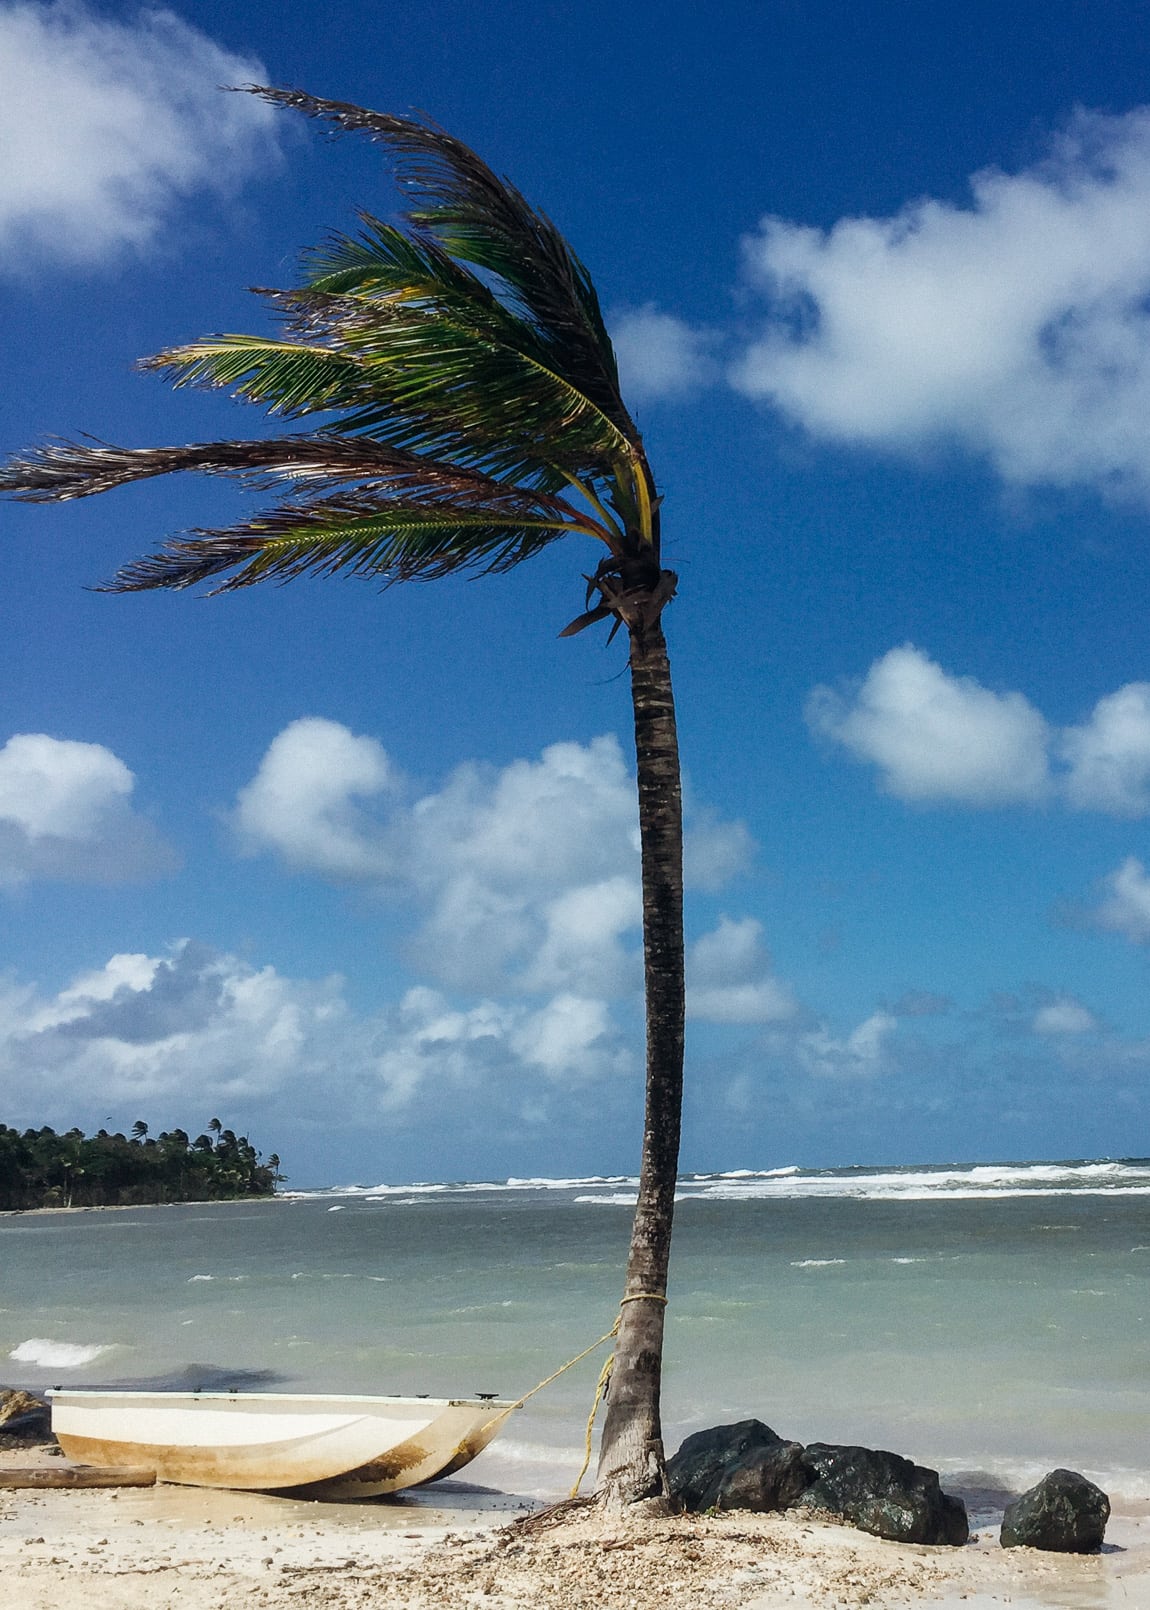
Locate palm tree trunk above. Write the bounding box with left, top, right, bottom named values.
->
left=596, top=618, right=684, bottom=1507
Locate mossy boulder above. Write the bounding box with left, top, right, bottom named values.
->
left=1000, top=1469, right=1109, bottom=1552
left=667, top=1419, right=812, bottom=1513
left=790, top=1442, right=969, bottom=1545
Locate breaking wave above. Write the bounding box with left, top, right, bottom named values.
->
left=291, top=1158, right=1150, bottom=1206
left=9, top=1338, right=110, bottom=1368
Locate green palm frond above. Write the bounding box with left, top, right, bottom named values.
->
left=143, top=304, right=636, bottom=504
left=139, top=337, right=371, bottom=417
left=265, top=286, right=632, bottom=461
left=1, top=86, right=662, bottom=595
left=104, top=492, right=596, bottom=594
left=244, top=87, right=636, bottom=441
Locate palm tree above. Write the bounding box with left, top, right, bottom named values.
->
left=0, top=87, right=683, bottom=1508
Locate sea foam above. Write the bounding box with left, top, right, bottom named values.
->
left=9, top=1338, right=109, bottom=1368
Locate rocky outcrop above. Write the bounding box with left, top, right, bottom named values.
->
left=793, top=1442, right=969, bottom=1545
left=1000, top=1469, right=1109, bottom=1552
left=0, top=1388, right=51, bottom=1447
left=667, top=1422, right=968, bottom=1545
left=0, top=1389, right=46, bottom=1427
left=667, top=1419, right=811, bottom=1513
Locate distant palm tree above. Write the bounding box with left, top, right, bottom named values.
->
left=0, top=88, right=684, bottom=1507
left=130, top=1120, right=148, bottom=1141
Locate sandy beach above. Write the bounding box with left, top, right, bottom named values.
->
left=1, top=1439, right=1146, bottom=1610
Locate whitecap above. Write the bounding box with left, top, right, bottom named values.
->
left=790, top=1258, right=847, bottom=1268
left=9, top=1338, right=110, bottom=1368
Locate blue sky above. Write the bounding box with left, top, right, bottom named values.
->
left=4, top=0, right=1150, bottom=1184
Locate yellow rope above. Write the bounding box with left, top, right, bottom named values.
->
left=570, top=1340, right=618, bottom=1497
left=503, top=1293, right=670, bottom=1500
left=569, top=1293, right=667, bottom=1498
left=508, top=1324, right=620, bottom=1411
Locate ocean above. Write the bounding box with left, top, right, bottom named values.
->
left=3, top=1158, right=1148, bottom=1503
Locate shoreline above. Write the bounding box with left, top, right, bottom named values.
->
left=1, top=1443, right=1146, bottom=1609
left=0, top=1196, right=284, bottom=1219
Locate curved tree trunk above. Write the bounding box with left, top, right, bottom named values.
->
left=595, top=617, right=684, bottom=1507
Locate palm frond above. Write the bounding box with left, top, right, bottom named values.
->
left=141, top=308, right=634, bottom=504
left=0, top=435, right=611, bottom=547
left=140, top=337, right=370, bottom=417
left=243, top=87, right=638, bottom=443
left=264, top=286, right=632, bottom=463
left=0, top=434, right=445, bottom=501
left=104, top=491, right=595, bottom=594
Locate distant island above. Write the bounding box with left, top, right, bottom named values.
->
left=0, top=1120, right=282, bottom=1210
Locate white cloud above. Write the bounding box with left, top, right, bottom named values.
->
left=234, top=717, right=396, bottom=880
left=684, top=809, right=755, bottom=891
left=236, top=725, right=753, bottom=996
left=521, top=877, right=642, bottom=997
left=610, top=304, right=718, bottom=401
left=806, top=646, right=1051, bottom=805
left=688, top=916, right=795, bottom=1024
left=510, top=993, right=623, bottom=1083
left=733, top=106, right=1150, bottom=498
left=1092, top=856, right=1150, bottom=944
left=798, top=1010, right=898, bottom=1078
left=0, top=732, right=176, bottom=885
left=1033, top=999, right=1097, bottom=1036
left=0, top=942, right=337, bottom=1113
left=0, top=3, right=279, bottom=268
left=1059, top=683, right=1150, bottom=815
left=808, top=648, right=1150, bottom=816
left=0, top=943, right=635, bottom=1133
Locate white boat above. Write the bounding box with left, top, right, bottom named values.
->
left=48, top=1389, right=515, bottom=1497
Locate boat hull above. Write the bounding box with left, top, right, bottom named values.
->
left=49, top=1391, right=515, bottom=1496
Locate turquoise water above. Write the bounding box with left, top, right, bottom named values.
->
left=2, top=1159, right=1148, bottom=1500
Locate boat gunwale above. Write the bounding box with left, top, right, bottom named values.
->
left=47, top=1390, right=515, bottom=1409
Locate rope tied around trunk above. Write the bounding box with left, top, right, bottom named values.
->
left=503, top=1293, right=668, bottom=1497
left=569, top=1293, right=667, bottom=1496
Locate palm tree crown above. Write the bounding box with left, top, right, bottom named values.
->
left=1, top=87, right=667, bottom=630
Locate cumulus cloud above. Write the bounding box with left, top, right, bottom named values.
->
left=0, top=2, right=279, bottom=268
left=610, top=304, right=719, bottom=401
left=0, top=732, right=176, bottom=885
left=733, top=106, right=1150, bottom=498
left=688, top=916, right=795, bottom=1024
left=1091, top=856, right=1150, bottom=944
left=235, top=724, right=752, bottom=995
left=809, top=647, right=1150, bottom=815
left=797, top=1010, right=898, bottom=1078
left=1059, top=683, right=1150, bottom=815
left=234, top=717, right=396, bottom=880
left=806, top=646, right=1051, bottom=805
left=0, top=942, right=337, bottom=1112
left=1033, top=998, right=1097, bottom=1035
left=0, top=942, right=636, bottom=1134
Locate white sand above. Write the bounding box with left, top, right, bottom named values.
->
left=1, top=1444, right=1147, bottom=1609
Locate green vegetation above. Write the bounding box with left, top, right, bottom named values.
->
left=0, top=1121, right=282, bottom=1209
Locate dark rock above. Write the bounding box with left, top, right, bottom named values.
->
left=793, top=1442, right=969, bottom=1546
left=1000, top=1469, right=1109, bottom=1552
left=667, top=1419, right=812, bottom=1513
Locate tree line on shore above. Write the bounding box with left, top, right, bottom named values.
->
left=0, top=1120, right=282, bottom=1209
